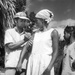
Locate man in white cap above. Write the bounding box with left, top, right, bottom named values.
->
left=4, top=12, right=31, bottom=75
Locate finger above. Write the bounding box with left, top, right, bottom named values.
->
left=28, top=41, right=32, bottom=46
left=19, top=69, right=22, bottom=72
left=29, top=40, right=33, bottom=44
left=26, top=39, right=33, bottom=46
left=17, top=69, right=22, bottom=73
left=16, top=68, right=19, bottom=72
left=25, top=33, right=31, bottom=37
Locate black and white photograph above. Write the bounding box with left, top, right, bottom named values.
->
left=0, top=0, right=75, bottom=75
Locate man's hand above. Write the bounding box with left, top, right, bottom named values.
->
left=25, top=34, right=34, bottom=47
left=24, top=32, right=32, bottom=42
left=43, top=66, right=51, bottom=75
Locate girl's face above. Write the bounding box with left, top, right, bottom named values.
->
left=64, top=31, right=70, bottom=40
left=36, top=18, right=43, bottom=28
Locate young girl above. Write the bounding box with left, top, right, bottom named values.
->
left=17, top=9, right=59, bottom=75
left=61, top=26, right=75, bottom=75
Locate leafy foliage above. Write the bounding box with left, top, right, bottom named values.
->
left=0, top=0, right=16, bottom=29
left=0, top=0, right=26, bottom=29
left=15, top=0, right=26, bottom=12
left=29, top=11, right=36, bottom=27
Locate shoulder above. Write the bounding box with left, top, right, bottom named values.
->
left=51, top=29, right=59, bottom=37
left=70, top=42, right=75, bottom=49
left=5, top=28, right=15, bottom=33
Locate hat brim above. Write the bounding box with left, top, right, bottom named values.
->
left=19, top=17, right=29, bottom=20
left=14, top=16, right=29, bottom=20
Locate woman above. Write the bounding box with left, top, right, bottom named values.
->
left=61, top=26, right=75, bottom=75
left=26, top=9, right=59, bottom=75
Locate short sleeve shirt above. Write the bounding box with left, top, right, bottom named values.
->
left=4, top=28, right=27, bottom=69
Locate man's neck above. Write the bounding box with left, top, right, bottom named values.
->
left=15, top=26, right=23, bottom=33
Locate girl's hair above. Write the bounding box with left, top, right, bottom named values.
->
left=44, top=20, right=48, bottom=27
left=72, top=27, right=75, bottom=39
left=64, top=26, right=75, bottom=45
left=64, top=26, right=75, bottom=34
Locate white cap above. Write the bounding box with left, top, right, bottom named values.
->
left=35, top=9, right=54, bottom=23
left=14, top=12, right=29, bottom=20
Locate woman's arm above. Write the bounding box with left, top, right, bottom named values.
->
left=43, top=29, right=58, bottom=72
left=43, top=29, right=59, bottom=75
left=48, top=29, right=59, bottom=70
left=16, top=39, right=33, bottom=72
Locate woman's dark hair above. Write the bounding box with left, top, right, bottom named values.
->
left=72, top=61, right=75, bottom=70
left=64, top=26, right=74, bottom=34
left=72, top=27, right=75, bottom=39
left=44, top=20, right=48, bottom=27
left=64, top=26, right=75, bottom=45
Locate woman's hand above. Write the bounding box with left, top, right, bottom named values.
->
left=43, top=66, right=51, bottom=75
left=16, top=61, right=22, bottom=73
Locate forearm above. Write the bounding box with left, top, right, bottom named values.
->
left=18, top=44, right=28, bottom=64
left=49, top=29, right=58, bottom=69
left=48, top=50, right=58, bottom=70
left=7, top=39, right=25, bottom=51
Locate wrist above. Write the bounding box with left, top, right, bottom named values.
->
left=23, top=38, right=26, bottom=42
left=47, top=65, right=52, bottom=71
left=24, top=37, right=29, bottom=42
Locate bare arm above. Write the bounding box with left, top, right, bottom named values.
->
left=48, top=29, right=59, bottom=70
left=16, top=40, right=32, bottom=72
left=5, top=39, right=25, bottom=51
left=17, top=35, right=33, bottom=63
left=5, top=32, right=31, bottom=51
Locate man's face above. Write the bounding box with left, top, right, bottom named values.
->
left=17, top=18, right=30, bottom=28
left=17, top=18, right=25, bottom=28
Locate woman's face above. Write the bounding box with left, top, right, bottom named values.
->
left=64, top=31, right=70, bottom=40
left=36, top=18, right=43, bottom=28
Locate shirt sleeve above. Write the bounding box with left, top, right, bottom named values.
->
left=4, top=30, right=14, bottom=45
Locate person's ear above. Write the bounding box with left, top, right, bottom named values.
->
left=14, top=20, right=17, bottom=24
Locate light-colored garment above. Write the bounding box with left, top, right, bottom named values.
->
left=4, top=28, right=27, bottom=69
left=69, top=42, right=75, bottom=66
left=62, top=42, right=75, bottom=75
left=5, top=69, right=16, bottom=75
left=61, top=45, right=70, bottom=75
left=26, top=28, right=54, bottom=75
